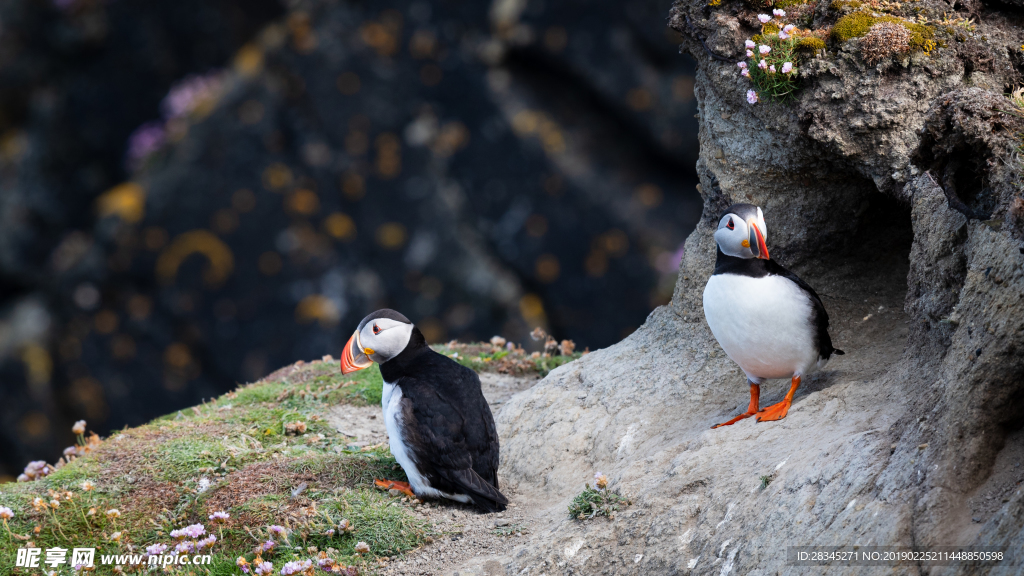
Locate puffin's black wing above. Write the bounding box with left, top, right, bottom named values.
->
left=764, top=259, right=844, bottom=359
left=397, top=352, right=507, bottom=512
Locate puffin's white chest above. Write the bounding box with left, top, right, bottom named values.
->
left=381, top=382, right=424, bottom=490
left=381, top=381, right=471, bottom=503
left=703, top=273, right=820, bottom=381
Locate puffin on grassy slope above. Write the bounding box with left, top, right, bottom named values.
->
left=702, top=204, right=844, bottom=428
left=340, top=309, right=508, bottom=512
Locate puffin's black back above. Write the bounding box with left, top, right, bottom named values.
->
left=380, top=328, right=507, bottom=512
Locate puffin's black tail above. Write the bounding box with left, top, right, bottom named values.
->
left=441, top=468, right=508, bottom=513
left=833, top=349, right=845, bottom=355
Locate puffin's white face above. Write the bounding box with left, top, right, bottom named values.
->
left=341, top=313, right=414, bottom=374
left=714, top=207, right=770, bottom=260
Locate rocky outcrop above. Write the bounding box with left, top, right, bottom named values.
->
left=493, top=0, right=1024, bottom=573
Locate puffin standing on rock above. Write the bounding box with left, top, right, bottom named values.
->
left=340, top=309, right=508, bottom=512
left=702, top=204, right=844, bottom=428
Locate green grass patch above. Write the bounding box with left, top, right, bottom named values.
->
left=0, top=485, right=121, bottom=575
left=157, top=436, right=230, bottom=481
left=287, top=449, right=405, bottom=488
left=3, top=342, right=564, bottom=574
left=38, top=457, right=101, bottom=490
left=330, top=367, right=384, bottom=406
left=229, top=488, right=429, bottom=572
left=329, top=490, right=430, bottom=557
left=568, top=484, right=631, bottom=521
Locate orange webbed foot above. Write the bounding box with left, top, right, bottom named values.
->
left=374, top=479, right=416, bottom=498
left=711, top=382, right=761, bottom=429
left=755, top=400, right=791, bottom=422
left=711, top=411, right=758, bottom=429
left=755, top=376, right=800, bottom=423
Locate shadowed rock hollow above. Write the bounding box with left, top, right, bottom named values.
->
left=488, top=0, right=1024, bottom=573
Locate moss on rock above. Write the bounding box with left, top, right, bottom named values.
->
left=832, top=12, right=936, bottom=53
left=795, top=36, right=827, bottom=52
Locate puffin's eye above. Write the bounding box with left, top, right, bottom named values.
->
left=372, top=324, right=381, bottom=335
left=726, top=218, right=734, bottom=230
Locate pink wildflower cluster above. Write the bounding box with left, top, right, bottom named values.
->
left=170, top=523, right=206, bottom=539
left=139, top=522, right=217, bottom=561
left=280, top=559, right=313, bottom=575
left=259, top=540, right=277, bottom=554
left=18, top=461, right=52, bottom=482
left=737, top=12, right=799, bottom=104
left=209, top=511, right=231, bottom=523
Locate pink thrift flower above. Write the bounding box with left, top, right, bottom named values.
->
left=759, top=45, right=771, bottom=55
left=746, top=49, right=754, bottom=58
left=773, top=8, right=786, bottom=17
left=782, top=62, right=793, bottom=73
left=783, top=24, right=796, bottom=33
left=745, top=39, right=756, bottom=49
left=281, top=560, right=312, bottom=575
left=778, top=31, right=789, bottom=40
left=146, top=544, right=168, bottom=556
left=758, top=14, right=771, bottom=23
left=737, top=61, right=747, bottom=69
left=769, top=64, right=776, bottom=73
left=758, top=59, right=768, bottom=70
left=741, top=69, right=750, bottom=77
left=183, top=524, right=206, bottom=539
left=747, top=90, right=759, bottom=104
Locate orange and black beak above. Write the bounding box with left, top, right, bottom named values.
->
left=340, top=330, right=374, bottom=374
left=748, top=220, right=769, bottom=260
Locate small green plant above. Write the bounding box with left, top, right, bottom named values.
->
left=939, top=12, right=975, bottom=32
left=568, top=473, right=631, bottom=520
left=738, top=10, right=804, bottom=103
left=759, top=474, right=773, bottom=490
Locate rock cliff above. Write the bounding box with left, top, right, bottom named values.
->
left=493, top=0, right=1024, bottom=573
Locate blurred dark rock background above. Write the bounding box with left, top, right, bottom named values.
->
left=0, top=0, right=701, bottom=480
